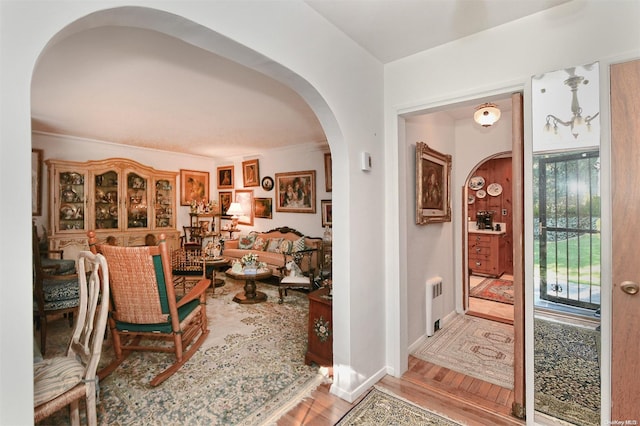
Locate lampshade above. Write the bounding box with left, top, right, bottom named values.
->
left=226, top=202, right=244, bottom=216
left=474, top=103, right=501, bottom=127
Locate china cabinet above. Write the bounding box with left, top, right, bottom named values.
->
left=46, top=158, right=180, bottom=260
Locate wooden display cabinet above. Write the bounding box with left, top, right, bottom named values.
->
left=305, top=287, right=333, bottom=367
left=46, top=158, right=180, bottom=260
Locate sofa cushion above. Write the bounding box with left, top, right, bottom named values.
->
left=253, top=236, right=267, bottom=251
left=279, top=239, right=293, bottom=254
left=238, top=234, right=256, bottom=249
left=292, top=237, right=306, bottom=252
left=265, top=238, right=283, bottom=253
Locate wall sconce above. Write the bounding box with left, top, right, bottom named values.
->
left=474, top=103, right=501, bottom=127
left=226, top=202, right=244, bottom=229
left=543, top=72, right=599, bottom=139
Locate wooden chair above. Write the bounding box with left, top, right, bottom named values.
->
left=88, top=231, right=210, bottom=387
left=277, top=248, right=318, bottom=303
left=171, top=245, right=206, bottom=295
left=34, top=250, right=110, bottom=426
left=181, top=226, right=203, bottom=248
left=33, top=224, right=80, bottom=355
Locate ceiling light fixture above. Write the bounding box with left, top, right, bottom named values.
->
left=544, top=73, right=599, bottom=139
left=474, top=103, right=501, bottom=127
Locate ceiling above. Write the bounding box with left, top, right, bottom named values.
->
left=31, top=1, right=569, bottom=158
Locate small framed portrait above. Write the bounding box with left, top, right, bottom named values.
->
left=217, top=166, right=234, bottom=189
left=32, top=148, right=43, bottom=216
left=254, top=197, right=273, bottom=219
left=219, top=191, right=233, bottom=218
left=275, top=170, right=316, bottom=213
left=242, top=159, right=260, bottom=187
left=261, top=176, right=274, bottom=191
left=180, top=169, right=209, bottom=206
left=324, top=153, right=332, bottom=192
left=235, top=189, right=254, bottom=226
left=321, top=200, right=332, bottom=227
left=416, top=142, right=451, bottom=224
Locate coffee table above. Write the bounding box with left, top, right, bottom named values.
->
left=203, top=257, right=230, bottom=288
left=225, top=267, right=272, bottom=304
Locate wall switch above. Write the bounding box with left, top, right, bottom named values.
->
left=502, top=208, right=508, bottom=216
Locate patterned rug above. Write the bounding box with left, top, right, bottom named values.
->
left=336, top=386, right=461, bottom=425
left=534, top=318, right=600, bottom=426
left=37, top=279, right=323, bottom=425
left=412, top=315, right=514, bottom=389
left=470, top=278, right=514, bottom=305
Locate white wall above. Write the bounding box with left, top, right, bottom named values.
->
left=1, top=2, right=384, bottom=423
left=384, top=0, right=640, bottom=422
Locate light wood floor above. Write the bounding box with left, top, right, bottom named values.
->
left=467, top=274, right=514, bottom=324
left=278, top=355, right=524, bottom=425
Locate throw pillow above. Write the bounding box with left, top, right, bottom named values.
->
left=265, top=238, right=283, bottom=253
left=253, top=236, right=266, bottom=251
left=238, top=234, right=256, bottom=250
left=279, top=239, right=293, bottom=254
left=292, top=237, right=306, bottom=252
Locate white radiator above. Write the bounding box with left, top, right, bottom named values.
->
left=426, top=276, right=444, bottom=337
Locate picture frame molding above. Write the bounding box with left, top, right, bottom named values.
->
left=32, top=148, right=43, bottom=216
left=180, top=169, right=209, bottom=206
left=217, top=165, right=234, bottom=189
left=275, top=170, right=316, bottom=213
left=242, top=159, right=260, bottom=187
left=416, top=142, right=452, bottom=224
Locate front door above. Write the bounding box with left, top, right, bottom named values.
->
left=611, top=58, right=640, bottom=421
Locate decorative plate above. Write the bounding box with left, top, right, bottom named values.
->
left=476, top=189, right=487, bottom=199
left=96, top=206, right=109, bottom=220
left=109, top=206, right=119, bottom=218
left=487, top=183, right=503, bottom=197
left=261, top=176, right=274, bottom=191
left=60, top=204, right=76, bottom=220
left=469, top=176, right=485, bottom=190
left=468, top=195, right=475, bottom=204
left=62, top=187, right=78, bottom=203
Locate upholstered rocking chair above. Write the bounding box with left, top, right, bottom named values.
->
left=34, top=250, right=110, bottom=426
left=88, top=231, right=210, bottom=387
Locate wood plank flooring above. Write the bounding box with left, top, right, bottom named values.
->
left=278, top=355, right=524, bottom=425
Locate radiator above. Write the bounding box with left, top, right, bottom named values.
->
left=426, top=276, right=444, bottom=337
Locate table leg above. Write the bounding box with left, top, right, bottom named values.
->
left=233, top=279, right=267, bottom=304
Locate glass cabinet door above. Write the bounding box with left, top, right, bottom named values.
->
left=154, top=179, right=174, bottom=229
left=127, top=172, right=148, bottom=229
left=58, top=171, right=86, bottom=231
left=94, top=170, right=119, bottom=230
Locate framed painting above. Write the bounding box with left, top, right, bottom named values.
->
left=217, top=165, right=234, bottom=189
left=321, top=200, right=332, bottom=227
left=254, top=197, right=272, bottom=219
left=275, top=170, right=316, bottom=213
left=180, top=169, right=209, bottom=206
left=416, top=142, right=451, bottom=224
left=219, top=191, right=233, bottom=218
left=324, top=153, right=332, bottom=192
left=32, top=148, right=43, bottom=216
left=235, top=189, right=254, bottom=226
left=242, top=159, right=260, bottom=187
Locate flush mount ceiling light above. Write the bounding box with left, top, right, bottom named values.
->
left=474, top=103, right=501, bottom=127
left=544, top=70, right=600, bottom=139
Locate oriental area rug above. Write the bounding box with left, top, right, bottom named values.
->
left=336, top=386, right=461, bottom=426
left=37, top=279, right=324, bottom=425
left=470, top=278, right=514, bottom=305
left=411, top=315, right=514, bottom=389
left=534, top=318, right=600, bottom=426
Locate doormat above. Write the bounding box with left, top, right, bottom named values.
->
left=336, top=386, right=461, bottom=425
left=470, top=278, right=514, bottom=305
left=412, top=315, right=514, bottom=389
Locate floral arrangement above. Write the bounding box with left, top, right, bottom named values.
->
left=241, top=253, right=259, bottom=265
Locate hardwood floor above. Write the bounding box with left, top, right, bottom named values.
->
left=278, top=356, right=524, bottom=425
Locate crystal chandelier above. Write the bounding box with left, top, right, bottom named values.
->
left=544, top=72, right=599, bottom=139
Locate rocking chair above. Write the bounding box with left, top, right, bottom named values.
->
left=88, top=231, right=210, bottom=387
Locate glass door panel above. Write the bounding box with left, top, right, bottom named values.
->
left=94, top=170, right=119, bottom=230
left=155, top=179, right=174, bottom=228
left=58, top=171, right=85, bottom=231
left=127, top=172, right=148, bottom=229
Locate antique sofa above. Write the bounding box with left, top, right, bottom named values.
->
left=223, top=226, right=321, bottom=275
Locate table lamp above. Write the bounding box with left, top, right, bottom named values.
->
left=226, top=202, right=244, bottom=229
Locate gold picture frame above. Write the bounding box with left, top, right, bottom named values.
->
left=32, top=148, right=43, bottom=216
left=275, top=170, right=316, bottom=213
left=180, top=169, right=209, bottom=206
left=219, top=191, right=233, bottom=218
left=321, top=200, right=332, bottom=227
left=234, top=189, right=254, bottom=226
left=324, top=153, right=332, bottom=192
left=242, top=159, right=260, bottom=187
left=416, top=142, right=451, bottom=224
left=254, top=197, right=273, bottom=219
left=217, top=165, right=234, bottom=189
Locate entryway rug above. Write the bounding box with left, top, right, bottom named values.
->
left=534, top=318, right=600, bottom=426
left=336, top=386, right=461, bottom=425
left=37, top=279, right=324, bottom=425
left=470, top=278, right=514, bottom=305
left=412, top=315, right=514, bottom=389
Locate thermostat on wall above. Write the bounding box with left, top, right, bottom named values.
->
left=361, top=152, right=372, bottom=171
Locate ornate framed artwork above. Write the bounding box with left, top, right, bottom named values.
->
left=217, top=165, right=234, bottom=189
left=180, top=169, right=209, bottom=206
left=321, top=200, right=332, bottom=227
left=254, top=197, right=272, bottom=219
left=234, top=189, right=254, bottom=226
left=416, top=142, right=451, bottom=224
left=242, top=159, right=260, bottom=187
left=275, top=170, right=316, bottom=213
left=261, top=176, right=274, bottom=191
left=32, top=148, right=43, bottom=216
left=219, top=191, right=233, bottom=218
left=324, top=153, right=332, bottom=192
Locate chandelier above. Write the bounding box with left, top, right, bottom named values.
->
left=544, top=72, right=599, bottom=139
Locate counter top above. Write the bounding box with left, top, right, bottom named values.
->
left=468, top=221, right=506, bottom=235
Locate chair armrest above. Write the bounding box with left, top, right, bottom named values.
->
left=176, top=278, right=210, bottom=307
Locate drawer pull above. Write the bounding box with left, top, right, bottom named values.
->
left=475, top=261, right=482, bottom=266
left=475, top=248, right=481, bottom=253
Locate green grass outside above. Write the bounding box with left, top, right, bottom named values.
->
left=534, top=233, right=601, bottom=286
